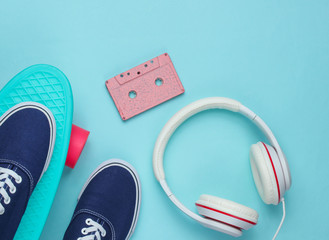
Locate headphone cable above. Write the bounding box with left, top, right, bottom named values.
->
left=272, top=198, right=286, bottom=240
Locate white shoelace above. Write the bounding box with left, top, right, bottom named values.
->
left=78, top=218, right=106, bottom=240
left=0, top=167, right=22, bottom=215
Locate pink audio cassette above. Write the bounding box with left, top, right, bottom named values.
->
left=106, top=53, right=185, bottom=120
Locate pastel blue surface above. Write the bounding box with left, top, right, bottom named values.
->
left=0, top=1, right=328, bottom=239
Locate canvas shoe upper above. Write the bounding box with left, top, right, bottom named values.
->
left=64, top=159, right=141, bottom=240
left=0, top=102, right=56, bottom=240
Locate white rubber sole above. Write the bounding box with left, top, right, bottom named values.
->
left=0, top=102, right=56, bottom=182
left=78, top=159, right=142, bottom=240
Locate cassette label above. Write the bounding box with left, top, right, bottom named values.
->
left=106, top=53, right=185, bottom=120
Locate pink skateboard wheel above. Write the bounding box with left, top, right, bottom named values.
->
left=65, top=124, right=90, bottom=168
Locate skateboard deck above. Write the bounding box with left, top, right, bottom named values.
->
left=0, top=65, right=73, bottom=240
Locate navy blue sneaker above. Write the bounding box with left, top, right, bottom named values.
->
left=63, top=159, right=141, bottom=240
left=0, top=102, right=56, bottom=239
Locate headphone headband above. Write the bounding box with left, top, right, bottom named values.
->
left=152, top=97, right=291, bottom=237
left=153, top=97, right=291, bottom=187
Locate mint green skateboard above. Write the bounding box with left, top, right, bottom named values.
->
left=0, top=65, right=87, bottom=240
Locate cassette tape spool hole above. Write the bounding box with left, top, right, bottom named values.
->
left=129, top=90, right=137, bottom=99
left=155, top=78, right=163, bottom=86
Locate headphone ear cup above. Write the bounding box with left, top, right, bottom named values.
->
left=250, top=142, right=281, bottom=205
left=195, top=195, right=258, bottom=230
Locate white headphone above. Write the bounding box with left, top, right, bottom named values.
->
left=153, top=97, right=291, bottom=238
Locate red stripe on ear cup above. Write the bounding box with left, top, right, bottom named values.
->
left=261, top=142, right=281, bottom=204
left=195, top=203, right=257, bottom=225
left=201, top=215, right=242, bottom=230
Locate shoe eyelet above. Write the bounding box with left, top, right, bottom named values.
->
left=86, top=218, right=92, bottom=225
left=16, top=176, right=22, bottom=184
left=101, top=231, right=106, bottom=237
left=81, top=228, right=87, bottom=235
left=10, top=187, right=16, bottom=194
left=4, top=197, right=10, bottom=205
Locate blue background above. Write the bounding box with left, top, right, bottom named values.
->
left=1, top=1, right=329, bottom=239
